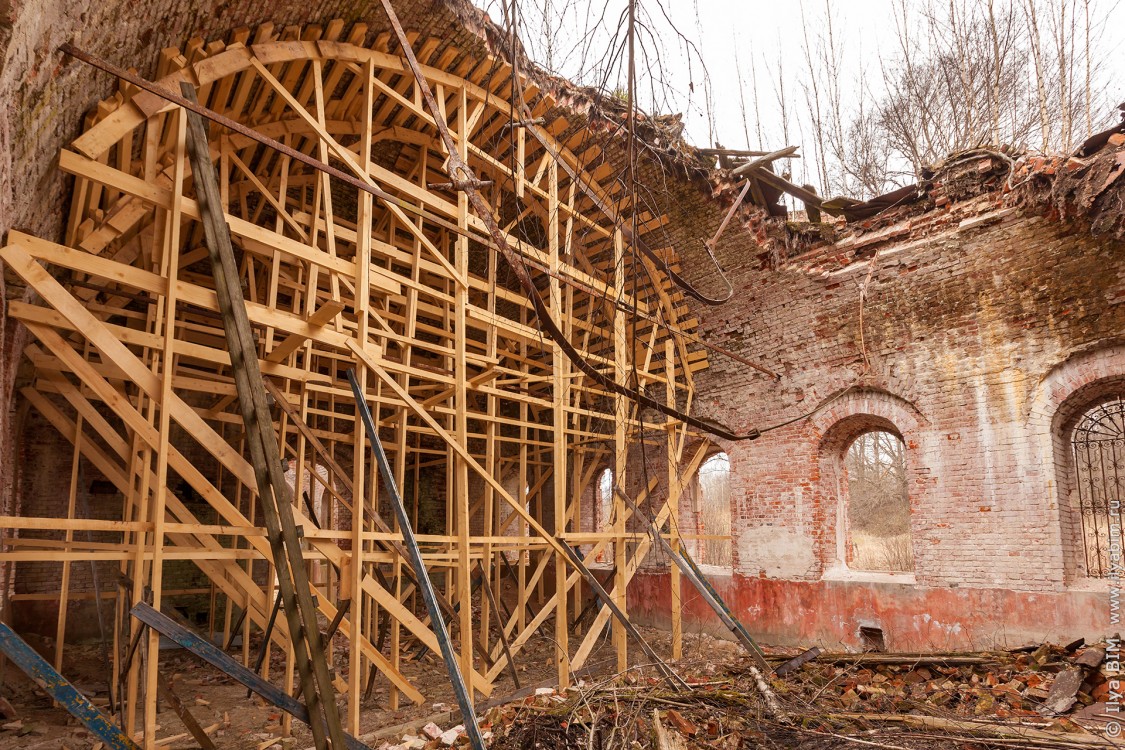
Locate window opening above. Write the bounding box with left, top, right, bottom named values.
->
left=1071, top=397, right=1125, bottom=578
left=844, top=431, right=913, bottom=572
left=692, top=452, right=732, bottom=567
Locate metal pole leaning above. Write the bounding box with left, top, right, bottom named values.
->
left=681, top=549, right=768, bottom=662
left=0, top=623, right=141, bottom=750
left=614, top=490, right=789, bottom=722
left=615, top=488, right=771, bottom=666
left=130, top=603, right=374, bottom=750
left=476, top=561, right=521, bottom=688
left=616, top=490, right=774, bottom=670
left=346, top=369, right=487, bottom=750
left=247, top=591, right=284, bottom=699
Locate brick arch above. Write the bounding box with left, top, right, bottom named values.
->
left=810, top=389, right=925, bottom=576
left=1027, top=345, right=1125, bottom=581
left=810, top=388, right=926, bottom=454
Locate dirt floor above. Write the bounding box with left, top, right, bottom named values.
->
left=0, top=618, right=594, bottom=750
left=0, top=623, right=1113, bottom=749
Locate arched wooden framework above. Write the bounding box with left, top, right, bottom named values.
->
left=0, top=21, right=713, bottom=743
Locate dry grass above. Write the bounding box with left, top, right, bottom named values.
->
left=696, top=456, right=732, bottom=567
left=852, top=532, right=914, bottom=572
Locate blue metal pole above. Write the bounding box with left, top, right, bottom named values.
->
left=0, top=623, right=141, bottom=750
left=346, top=369, right=487, bottom=750
left=129, top=603, right=373, bottom=750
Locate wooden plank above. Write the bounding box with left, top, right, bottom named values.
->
left=41, top=31, right=718, bottom=728
left=262, top=377, right=497, bottom=687
left=182, top=82, right=346, bottom=750
left=56, top=150, right=402, bottom=295
left=157, top=672, right=218, bottom=750
left=7, top=231, right=359, bottom=357
left=265, top=298, right=344, bottom=362
left=347, top=369, right=485, bottom=750
left=665, top=339, right=682, bottom=661
left=145, top=104, right=187, bottom=740
left=349, top=340, right=682, bottom=687
left=23, top=343, right=431, bottom=703
left=19, top=319, right=462, bottom=706
left=568, top=444, right=709, bottom=671
left=9, top=300, right=329, bottom=385
left=19, top=381, right=279, bottom=593
left=746, top=164, right=823, bottom=208
left=475, top=562, right=519, bottom=688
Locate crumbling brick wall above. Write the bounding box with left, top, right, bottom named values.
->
left=627, top=149, right=1125, bottom=649
left=695, top=210, right=1124, bottom=590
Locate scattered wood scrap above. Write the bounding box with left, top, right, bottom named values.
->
left=794, top=651, right=1002, bottom=667
left=478, top=641, right=1114, bottom=750
left=773, top=646, right=822, bottom=677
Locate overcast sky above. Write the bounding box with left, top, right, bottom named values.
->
left=474, top=1, right=1125, bottom=192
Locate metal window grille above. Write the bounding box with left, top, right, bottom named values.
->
left=1072, top=397, right=1125, bottom=578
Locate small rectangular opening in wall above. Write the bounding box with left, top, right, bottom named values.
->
left=859, top=625, right=885, bottom=652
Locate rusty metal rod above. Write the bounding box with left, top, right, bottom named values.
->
left=348, top=370, right=488, bottom=750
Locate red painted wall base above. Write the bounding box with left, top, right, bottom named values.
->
left=628, top=571, right=1107, bottom=652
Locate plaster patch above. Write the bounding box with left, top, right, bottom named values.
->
left=915, top=613, right=964, bottom=635
left=736, top=525, right=816, bottom=578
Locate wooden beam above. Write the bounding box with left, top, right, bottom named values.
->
left=182, top=82, right=346, bottom=750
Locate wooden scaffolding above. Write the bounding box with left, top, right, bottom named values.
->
left=0, top=20, right=713, bottom=742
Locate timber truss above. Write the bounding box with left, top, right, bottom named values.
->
left=1, top=20, right=713, bottom=741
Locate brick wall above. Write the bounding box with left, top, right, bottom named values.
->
left=696, top=213, right=1124, bottom=589
left=628, top=150, right=1125, bottom=650
left=8, top=406, right=225, bottom=638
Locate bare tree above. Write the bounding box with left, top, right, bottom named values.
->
left=799, top=0, right=904, bottom=197
left=733, top=39, right=756, bottom=151
left=493, top=0, right=1120, bottom=202
left=798, top=0, right=1119, bottom=199
left=799, top=1, right=834, bottom=196
left=845, top=431, right=913, bottom=572
left=694, top=453, right=732, bottom=567
left=1083, top=0, right=1092, bottom=133
left=749, top=48, right=765, bottom=151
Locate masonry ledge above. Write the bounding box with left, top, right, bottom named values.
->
left=628, top=571, right=1109, bottom=651
left=695, top=563, right=734, bottom=578
left=1065, top=577, right=1111, bottom=594
left=820, top=564, right=917, bottom=585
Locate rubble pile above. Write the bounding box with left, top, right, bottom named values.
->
left=1019, top=133, right=1125, bottom=240
left=461, top=642, right=1115, bottom=750
left=771, top=643, right=1108, bottom=719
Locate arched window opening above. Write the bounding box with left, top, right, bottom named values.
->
left=281, top=459, right=322, bottom=518
left=595, top=468, right=614, bottom=563
left=498, top=475, right=530, bottom=562
left=1071, top=397, right=1125, bottom=578
left=285, top=461, right=333, bottom=585
left=689, top=453, right=732, bottom=568
left=844, top=431, right=913, bottom=572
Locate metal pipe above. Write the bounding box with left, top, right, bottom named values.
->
left=346, top=369, right=487, bottom=750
